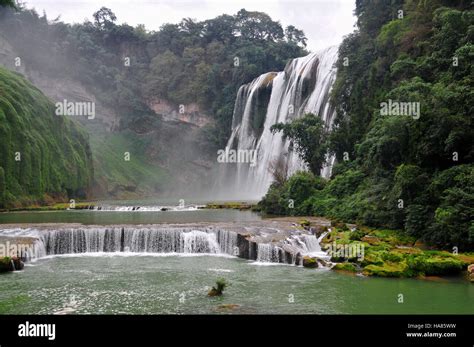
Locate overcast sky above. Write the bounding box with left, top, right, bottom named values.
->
left=24, top=0, right=356, bottom=52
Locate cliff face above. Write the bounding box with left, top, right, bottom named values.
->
left=0, top=34, right=120, bottom=131
left=0, top=66, right=93, bottom=208
left=148, top=98, right=212, bottom=128
left=0, top=34, right=216, bottom=199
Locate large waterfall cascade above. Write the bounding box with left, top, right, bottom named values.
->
left=217, top=46, right=339, bottom=199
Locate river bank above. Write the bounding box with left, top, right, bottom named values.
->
left=0, top=201, right=258, bottom=213
left=319, top=222, right=474, bottom=282
left=0, top=202, right=97, bottom=213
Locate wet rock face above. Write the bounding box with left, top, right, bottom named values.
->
left=148, top=98, right=212, bottom=128
left=236, top=234, right=250, bottom=259
left=12, top=257, right=24, bottom=271
left=249, top=241, right=258, bottom=261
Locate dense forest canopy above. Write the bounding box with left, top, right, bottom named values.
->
left=0, top=5, right=307, bottom=146
left=261, top=0, right=474, bottom=251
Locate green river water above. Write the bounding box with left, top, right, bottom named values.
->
left=0, top=205, right=472, bottom=314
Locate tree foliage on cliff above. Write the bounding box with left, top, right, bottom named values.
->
left=260, top=0, right=474, bottom=250
left=0, top=7, right=307, bottom=146
left=0, top=67, right=93, bottom=208
left=271, top=114, right=328, bottom=174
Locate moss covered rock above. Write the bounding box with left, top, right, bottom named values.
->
left=361, top=235, right=381, bottom=245
left=302, top=256, right=319, bottom=268
left=0, top=256, right=23, bottom=272
left=407, top=255, right=465, bottom=276
left=363, top=262, right=409, bottom=277
left=333, top=263, right=358, bottom=273
left=0, top=256, right=12, bottom=272
left=360, top=250, right=385, bottom=267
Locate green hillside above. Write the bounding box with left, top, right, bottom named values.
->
left=0, top=67, right=93, bottom=208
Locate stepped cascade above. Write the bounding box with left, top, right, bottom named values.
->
left=216, top=46, right=339, bottom=199
left=0, top=226, right=329, bottom=265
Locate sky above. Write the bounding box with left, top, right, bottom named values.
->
left=24, top=0, right=356, bottom=52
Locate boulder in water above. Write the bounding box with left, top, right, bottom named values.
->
left=0, top=256, right=24, bottom=272
left=302, top=256, right=319, bottom=268
left=0, top=257, right=11, bottom=272
left=12, top=257, right=24, bottom=271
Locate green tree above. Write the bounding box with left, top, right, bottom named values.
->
left=235, top=9, right=284, bottom=41
left=285, top=25, right=307, bottom=47
left=271, top=114, right=328, bottom=174
left=0, top=0, right=16, bottom=9
left=93, top=7, right=117, bottom=29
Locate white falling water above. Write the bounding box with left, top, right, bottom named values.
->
left=300, top=234, right=329, bottom=259
left=91, top=204, right=204, bottom=212
left=282, top=234, right=330, bottom=260
left=0, top=228, right=328, bottom=265
left=256, top=243, right=281, bottom=263
left=182, top=230, right=220, bottom=253
left=0, top=227, right=238, bottom=259
left=302, top=235, right=320, bottom=252
left=216, top=46, right=339, bottom=199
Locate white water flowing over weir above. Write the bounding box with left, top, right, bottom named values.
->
left=0, top=227, right=329, bottom=265
left=1, top=227, right=238, bottom=259
left=256, top=243, right=282, bottom=263
left=216, top=46, right=339, bottom=199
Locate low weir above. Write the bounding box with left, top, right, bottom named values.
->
left=0, top=221, right=331, bottom=266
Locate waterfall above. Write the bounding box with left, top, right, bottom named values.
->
left=282, top=234, right=330, bottom=261
left=1, top=227, right=238, bottom=259
left=301, top=235, right=320, bottom=253
left=91, top=204, right=204, bottom=212
left=0, top=227, right=328, bottom=265
left=256, top=243, right=282, bottom=263
left=216, top=46, right=338, bottom=199
left=216, top=229, right=238, bottom=255
left=300, top=234, right=328, bottom=259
